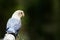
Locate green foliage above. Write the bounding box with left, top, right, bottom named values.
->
left=0, top=0, right=60, bottom=40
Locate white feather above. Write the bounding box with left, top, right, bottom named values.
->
left=12, top=10, right=23, bottom=20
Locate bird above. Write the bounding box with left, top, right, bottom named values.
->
left=3, top=10, right=25, bottom=40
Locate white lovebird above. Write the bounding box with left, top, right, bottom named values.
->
left=3, top=10, right=24, bottom=40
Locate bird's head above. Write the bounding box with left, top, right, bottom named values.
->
left=12, top=10, right=25, bottom=20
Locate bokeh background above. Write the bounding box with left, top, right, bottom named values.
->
left=0, top=0, right=60, bottom=40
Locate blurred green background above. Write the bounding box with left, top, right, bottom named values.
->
left=0, top=0, right=60, bottom=40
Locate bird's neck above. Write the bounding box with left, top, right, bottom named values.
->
left=12, top=15, right=20, bottom=20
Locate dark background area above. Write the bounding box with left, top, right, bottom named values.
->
left=0, top=0, right=60, bottom=40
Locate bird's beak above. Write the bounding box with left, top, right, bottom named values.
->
left=22, top=12, right=25, bottom=17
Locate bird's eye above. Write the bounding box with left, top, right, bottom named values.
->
left=21, top=12, right=22, bottom=14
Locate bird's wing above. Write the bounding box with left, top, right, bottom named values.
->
left=6, top=18, right=21, bottom=31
